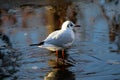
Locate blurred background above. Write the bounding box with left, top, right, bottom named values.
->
left=0, top=0, right=120, bottom=80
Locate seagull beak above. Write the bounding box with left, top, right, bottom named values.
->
left=74, top=25, right=80, bottom=27
left=73, top=25, right=80, bottom=32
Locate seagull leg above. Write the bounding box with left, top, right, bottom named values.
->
left=56, top=50, right=59, bottom=62
left=62, top=49, right=65, bottom=64
left=62, top=49, right=65, bottom=59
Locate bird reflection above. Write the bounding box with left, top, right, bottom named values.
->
left=44, top=51, right=75, bottom=80
left=44, top=68, right=75, bottom=80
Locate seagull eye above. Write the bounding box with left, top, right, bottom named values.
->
left=70, top=24, right=73, bottom=26
left=67, top=23, right=73, bottom=28
left=67, top=23, right=74, bottom=28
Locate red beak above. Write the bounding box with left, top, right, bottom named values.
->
left=74, top=25, right=81, bottom=27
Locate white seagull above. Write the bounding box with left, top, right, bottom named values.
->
left=30, top=20, right=80, bottom=59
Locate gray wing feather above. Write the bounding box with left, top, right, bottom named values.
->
left=44, top=30, right=74, bottom=47
left=44, top=30, right=60, bottom=41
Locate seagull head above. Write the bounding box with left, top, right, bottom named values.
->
left=61, top=21, right=80, bottom=30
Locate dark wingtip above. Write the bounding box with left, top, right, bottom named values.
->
left=39, top=41, right=44, bottom=45
left=29, top=41, right=44, bottom=46
left=29, top=44, right=38, bottom=46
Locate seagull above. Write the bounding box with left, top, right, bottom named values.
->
left=30, top=20, right=80, bottom=60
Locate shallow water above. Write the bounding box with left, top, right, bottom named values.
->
left=1, top=1, right=120, bottom=80
left=1, top=23, right=120, bottom=80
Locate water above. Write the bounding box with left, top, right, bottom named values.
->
left=0, top=1, right=120, bottom=80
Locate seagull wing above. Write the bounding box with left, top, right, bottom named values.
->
left=44, top=30, right=60, bottom=41
left=44, top=30, right=74, bottom=47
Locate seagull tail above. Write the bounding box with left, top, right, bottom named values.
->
left=29, top=41, right=44, bottom=46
